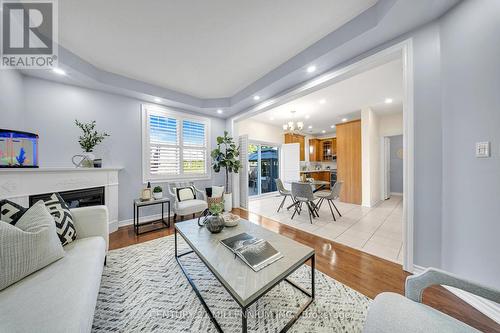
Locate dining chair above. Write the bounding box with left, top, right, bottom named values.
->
left=315, top=181, right=343, bottom=221
left=290, top=182, right=320, bottom=224
left=275, top=179, right=294, bottom=212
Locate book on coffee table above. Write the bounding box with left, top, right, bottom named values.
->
left=220, top=233, right=283, bottom=271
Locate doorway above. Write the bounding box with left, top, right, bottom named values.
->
left=248, top=143, right=279, bottom=197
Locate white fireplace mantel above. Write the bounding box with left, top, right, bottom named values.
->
left=0, top=167, right=122, bottom=233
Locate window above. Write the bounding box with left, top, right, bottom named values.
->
left=143, top=105, right=210, bottom=182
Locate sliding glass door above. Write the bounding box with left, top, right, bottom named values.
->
left=248, top=143, right=279, bottom=197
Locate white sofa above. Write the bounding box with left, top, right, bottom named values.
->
left=0, top=206, right=109, bottom=333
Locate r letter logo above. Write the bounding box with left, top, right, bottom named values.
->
left=1, top=0, right=58, bottom=69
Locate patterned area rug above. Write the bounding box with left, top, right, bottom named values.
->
left=92, top=235, right=371, bottom=332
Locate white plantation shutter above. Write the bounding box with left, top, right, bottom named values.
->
left=143, top=106, right=210, bottom=181
left=182, top=120, right=207, bottom=174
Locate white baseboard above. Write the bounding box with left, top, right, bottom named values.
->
left=109, top=213, right=168, bottom=233
left=444, top=286, right=500, bottom=323
left=411, top=265, right=500, bottom=323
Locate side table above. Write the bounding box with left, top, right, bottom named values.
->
left=133, top=198, right=170, bottom=235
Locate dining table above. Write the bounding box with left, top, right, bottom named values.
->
left=284, top=180, right=330, bottom=211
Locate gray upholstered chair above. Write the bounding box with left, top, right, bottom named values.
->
left=290, top=182, right=319, bottom=224
left=167, top=182, right=208, bottom=222
left=363, top=267, right=500, bottom=333
left=275, top=179, right=293, bottom=212
left=314, top=181, right=343, bottom=221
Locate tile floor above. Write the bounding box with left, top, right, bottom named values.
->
left=248, top=194, right=404, bottom=263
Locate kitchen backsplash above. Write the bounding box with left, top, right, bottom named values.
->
left=300, top=161, right=337, bottom=170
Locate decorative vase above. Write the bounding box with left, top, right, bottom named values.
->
left=72, top=152, right=95, bottom=168
left=223, top=193, right=232, bottom=212
left=153, top=192, right=163, bottom=200
left=198, top=213, right=225, bottom=233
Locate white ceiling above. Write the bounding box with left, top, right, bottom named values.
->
left=250, top=58, right=403, bottom=136
left=58, top=0, right=377, bottom=99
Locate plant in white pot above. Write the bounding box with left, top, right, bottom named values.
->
left=211, top=131, right=241, bottom=212
left=153, top=186, right=163, bottom=200
left=74, top=120, right=109, bottom=168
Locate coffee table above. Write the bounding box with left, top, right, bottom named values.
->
left=175, top=219, right=315, bottom=333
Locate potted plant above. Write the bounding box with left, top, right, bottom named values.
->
left=153, top=186, right=163, bottom=200
left=211, top=131, right=241, bottom=212
left=75, top=120, right=110, bottom=168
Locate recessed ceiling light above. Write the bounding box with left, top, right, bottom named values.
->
left=307, top=65, right=316, bottom=73
left=270, top=116, right=274, bottom=120
left=253, top=95, right=260, bottom=101
left=342, top=118, right=348, bottom=122
left=319, top=99, right=326, bottom=104
left=52, top=68, right=66, bottom=75
left=154, top=97, right=161, bottom=103
left=385, top=98, right=393, bottom=104
left=330, top=125, right=335, bottom=128
left=217, top=109, right=223, bottom=114
left=305, top=115, right=310, bottom=119
left=321, top=130, right=326, bottom=134
left=308, top=125, right=313, bottom=129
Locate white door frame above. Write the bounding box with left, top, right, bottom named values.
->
left=382, top=136, right=391, bottom=200
left=228, top=39, right=415, bottom=272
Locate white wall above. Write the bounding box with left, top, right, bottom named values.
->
left=15, top=76, right=226, bottom=223
left=235, top=118, right=283, bottom=144
left=379, top=112, right=403, bottom=137
left=361, top=108, right=381, bottom=207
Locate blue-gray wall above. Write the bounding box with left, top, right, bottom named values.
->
left=16, top=76, right=225, bottom=223
left=0, top=70, right=24, bottom=129
left=440, top=0, right=500, bottom=288
left=389, top=135, right=403, bottom=194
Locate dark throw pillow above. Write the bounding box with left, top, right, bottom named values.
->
left=0, top=199, right=27, bottom=225
left=43, top=193, right=77, bottom=246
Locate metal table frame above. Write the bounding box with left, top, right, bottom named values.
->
left=174, top=228, right=315, bottom=333
left=133, top=199, right=170, bottom=235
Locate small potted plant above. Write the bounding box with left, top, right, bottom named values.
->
left=75, top=119, right=110, bottom=168
left=153, top=186, right=163, bottom=200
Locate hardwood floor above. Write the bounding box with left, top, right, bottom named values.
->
left=109, top=209, right=500, bottom=333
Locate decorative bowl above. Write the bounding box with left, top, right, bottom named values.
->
left=223, top=213, right=240, bottom=227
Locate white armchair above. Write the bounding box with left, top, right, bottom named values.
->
left=167, top=182, right=208, bottom=222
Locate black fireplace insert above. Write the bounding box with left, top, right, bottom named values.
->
left=29, top=186, right=105, bottom=208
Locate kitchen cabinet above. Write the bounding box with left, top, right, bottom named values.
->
left=317, top=138, right=337, bottom=161
left=300, top=170, right=331, bottom=189
left=284, top=133, right=305, bottom=161
left=308, top=139, right=321, bottom=162
left=336, top=120, right=361, bottom=204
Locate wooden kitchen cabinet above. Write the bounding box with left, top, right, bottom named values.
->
left=284, top=133, right=305, bottom=161
left=308, top=138, right=321, bottom=162
left=318, top=138, right=336, bottom=161
left=336, top=120, right=361, bottom=204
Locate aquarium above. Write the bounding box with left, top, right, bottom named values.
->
left=0, top=130, right=39, bottom=168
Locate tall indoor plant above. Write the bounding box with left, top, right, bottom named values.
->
left=211, top=131, right=241, bottom=211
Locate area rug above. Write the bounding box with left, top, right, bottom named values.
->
left=92, top=235, right=371, bottom=332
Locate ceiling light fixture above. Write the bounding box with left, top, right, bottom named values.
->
left=319, top=99, right=326, bottom=104
left=217, top=109, right=223, bottom=114
left=342, top=118, right=348, bottom=122
left=307, top=65, right=316, bottom=73
left=53, top=68, right=66, bottom=75
left=253, top=95, right=260, bottom=101
left=385, top=98, right=393, bottom=104
left=282, top=111, right=304, bottom=134
left=321, top=130, right=326, bottom=134
left=154, top=97, right=162, bottom=103
left=330, top=125, right=335, bottom=128
left=305, top=115, right=310, bottom=119
left=308, top=125, right=313, bottom=129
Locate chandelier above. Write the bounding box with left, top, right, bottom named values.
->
left=282, top=110, right=303, bottom=134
